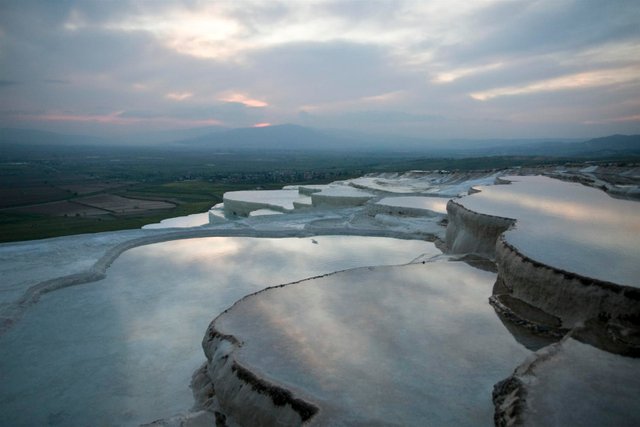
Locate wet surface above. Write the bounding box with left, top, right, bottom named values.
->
left=215, top=261, right=531, bottom=426
left=0, top=236, right=437, bottom=426
left=459, top=176, right=640, bottom=287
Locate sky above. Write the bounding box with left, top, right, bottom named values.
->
left=1, top=0, right=639, bottom=140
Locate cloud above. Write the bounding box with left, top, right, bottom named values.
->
left=11, top=110, right=223, bottom=128
left=245, top=41, right=417, bottom=109
left=470, top=67, right=639, bottom=101
left=584, top=114, right=640, bottom=125
left=338, top=110, right=444, bottom=124
left=0, top=0, right=639, bottom=138
left=103, top=5, right=245, bottom=60
left=165, top=92, right=193, bottom=101
left=438, top=1, right=640, bottom=63
left=113, top=102, right=267, bottom=128
left=219, top=92, right=268, bottom=107
left=431, top=62, right=504, bottom=84
left=43, top=79, right=71, bottom=84
left=302, top=90, right=407, bottom=113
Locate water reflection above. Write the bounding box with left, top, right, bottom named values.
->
left=0, top=236, right=437, bottom=427
left=492, top=310, right=560, bottom=351
left=461, top=176, right=640, bottom=287
left=216, top=262, right=531, bottom=426
left=378, top=196, right=450, bottom=214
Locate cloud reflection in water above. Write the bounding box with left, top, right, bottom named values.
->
left=461, top=176, right=640, bottom=287
left=0, top=236, right=437, bottom=426
left=216, top=262, right=530, bottom=426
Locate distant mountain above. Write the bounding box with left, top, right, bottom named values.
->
left=474, top=134, right=640, bottom=157
left=175, top=124, right=354, bottom=151
left=0, top=125, right=355, bottom=151
left=578, top=134, right=640, bottom=155
left=178, top=124, right=619, bottom=155
left=0, top=128, right=109, bottom=146
left=2, top=125, right=639, bottom=158
left=321, top=128, right=573, bottom=153
left=173, top=124, right=552, bottom=153
left=121, top=125, right=228, bottom=144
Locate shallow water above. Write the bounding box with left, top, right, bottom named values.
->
left=0, top=236, right=437, bottom=426
left=523, top=339, right=640, bottom=427
left=460, top=176, right=640, bottom=287
left=377, top=196, right=450, bottom=214
left=216, top=261, right=531, bottom=426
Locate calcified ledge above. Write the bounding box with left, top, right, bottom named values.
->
left=199, top=325, right=319, bottom=426
left=196, top=273, right=341, bottom=427
left=496, top=236, right=640, bottom=327
left=195, top=261, right=527, bottom=426
left=445, top=199, right=515, bottom=258
left=446, top=189, right=639, bottom=329
left=0, top=226, right=430, bottom=337
left=492, top=336, right=566, bottom=427
left=493, top=334, right=640, bottom=427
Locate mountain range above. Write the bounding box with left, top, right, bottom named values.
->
left=1, top=125, right=639, bottom=158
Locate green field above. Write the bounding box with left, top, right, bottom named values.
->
left=0, top=180, right=314, bottom=242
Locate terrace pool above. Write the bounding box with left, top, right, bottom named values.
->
left=0, top=236, right=437, bottom=426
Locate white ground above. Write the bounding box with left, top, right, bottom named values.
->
left=311, top=185, right=373, bottom=198
left=223, top=189, right=311, bottom=213
left=221, top=171, right=503, bottom=218
left=345, top=171, right=501, bottom=196
left=248, top=208, right=283, bottom=216
left=0, top=229, right=149, bottom=310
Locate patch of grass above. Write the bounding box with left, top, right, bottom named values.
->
left=0, top=201, right=214, bottom=243
left=118, top=181, right=293, bottom=204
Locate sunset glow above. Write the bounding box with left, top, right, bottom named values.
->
left=219, top=93, right=268, bottom=108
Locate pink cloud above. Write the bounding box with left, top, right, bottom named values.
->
left=219, top=92, right=268, bottom=108
left=252, top=122, right=271, bottom=128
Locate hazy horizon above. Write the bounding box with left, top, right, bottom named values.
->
left=1, top=0, right=639, bottom=142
